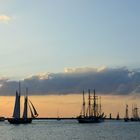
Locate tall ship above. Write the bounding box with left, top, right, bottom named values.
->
left=130, top=104, right=140, bottom=121
left=124, top=104, right=129, bottom=122
left=77, top=89, right=106, bottom=123
left=8, top=84, right=38, bottom=124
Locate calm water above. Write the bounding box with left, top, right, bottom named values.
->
left=0, top=120, right=140, bottom=140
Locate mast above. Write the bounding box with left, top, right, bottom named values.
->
left=99, top=96, right=102, bottom=116
left=88, top=89, right=91, bottom=116
left=125, top=104, right=129, bottom=119
left=134, top=104, right=139, bottom=119
left=96, top=96, right=98, bottom=116
left=82, top=90, right=85, bottom=117
left=132, top=104, right=134, bottom=118
left=109, top=113, right=112, bottom=119
left=93, top=89, right=96, bottom=117
left=19, top=81, right=21, bottom=96
left=18, top=81, right=21, bottom=118
left=23, top=88, right=28, bottom=119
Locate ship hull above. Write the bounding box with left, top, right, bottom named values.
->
left=130, top=118, right=140, bottom=122
left=7, top=118, right=32, bottom=124
left=124, top=118, right=129, bottom=122
left=77, top=117, right=104, bottom=123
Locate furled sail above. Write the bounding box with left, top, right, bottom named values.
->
left=13, top=91, right=20, bottom=118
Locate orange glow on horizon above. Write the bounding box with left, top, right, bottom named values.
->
left=0, top=94, right=140, bottom=118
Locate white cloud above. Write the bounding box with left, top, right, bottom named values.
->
left=25, top=72, right=51, bottom=80
left=0, top=15, right=12, bottom=23
left=0, top=76, right=9, bottom=88
left=97, top=66, right=107, bottom=72
left=1, top=67, right=140, bottom=95
left=64, top=66, right=107, bottom=73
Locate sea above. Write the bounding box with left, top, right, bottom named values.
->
left=0, top=120, right=140, bottom=140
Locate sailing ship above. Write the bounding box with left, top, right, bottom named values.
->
left=8, top=86, right=38, bottom=124
left=116, top=112, right=120, bottom=120
left=124, top=104, right=129, bottom=122
left=130, top=104, right=140, bottom=121
left=56, top=109, right=61, bottom=121
left=77, top=89, right=106, bottom=123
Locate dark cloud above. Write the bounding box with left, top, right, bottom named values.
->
left=0, top=67, right=140, bottom=95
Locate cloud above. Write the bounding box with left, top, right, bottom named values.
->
left=1, top=67, right=140, bottom=96
left=64, top=66, right=107, bottom=73
left=26, top=72, right=51, bottom=80
left=0, top=15, right=12, bottom=23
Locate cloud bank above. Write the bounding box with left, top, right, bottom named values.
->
left=0, top=67, right=140, bottom=96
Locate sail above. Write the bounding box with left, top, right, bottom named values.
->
left=13, top=91, right=20, bottom=118
left=29, top=104, right=35, bottom=118
left=82, top=90, right=85, bottom=117
left=22, top=96, right=28, bottom=119
left=29, top=100, right=38, bottom=117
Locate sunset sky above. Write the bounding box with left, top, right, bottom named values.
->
left=0, top=1, right=140, bottom=118
left=0, top=0, right=140, bottom=79
left=1, top=94, right=140, bottom=118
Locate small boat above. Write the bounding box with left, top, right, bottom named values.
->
left=8, top=117, right=32, bottom=124
left=116, top=112, right=120, bottom=120
left=77, top=115, right=104, bottom=123
left=8, top=84, right=38, bottom=124
left=56, top=109, right=61, bottom=121
left=0, top=117, right=5, bottom=121
left=57, top=117, right=61, bottom=121
left=77, top=89, right=106, bottom=123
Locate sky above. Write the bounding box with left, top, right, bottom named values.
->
left=1, top=0, right=140, bottom=118
left=0, top=0, right=140, bottom=79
